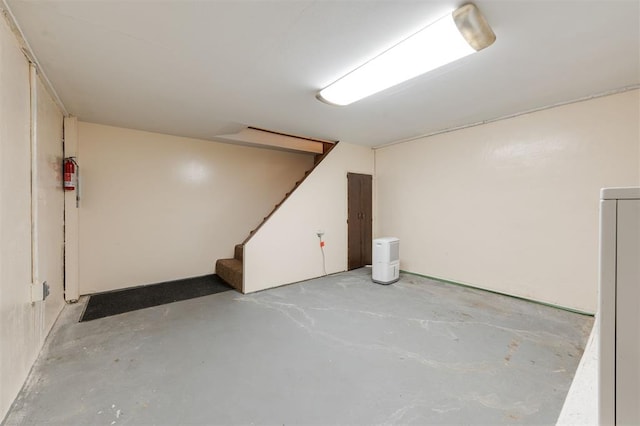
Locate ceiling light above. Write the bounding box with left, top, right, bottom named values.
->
left=317, top=3, right=496, bottom=106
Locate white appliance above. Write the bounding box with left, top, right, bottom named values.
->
left=599, top=187, right=640, bottom=426
left=372, top=237, right=400, bottom=284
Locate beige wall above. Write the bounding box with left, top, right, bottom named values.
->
left=0, top=17, right=64, bottom=420
left=244, top=142, right=374, bottom=293
left=376, top=90, right=640, bottom=313
left=35, top=78, right=65, bottom=332
left=77, top=122, right=315, bottom=294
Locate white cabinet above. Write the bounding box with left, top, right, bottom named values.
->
left=599, top=187, right=640, bottom=426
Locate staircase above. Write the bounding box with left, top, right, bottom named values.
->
left=215, top=142, right=336, bottom=292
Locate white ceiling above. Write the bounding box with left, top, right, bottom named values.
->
left=5, top=0, right=640, bottom=147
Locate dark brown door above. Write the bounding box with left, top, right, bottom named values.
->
left=348, top=173, right=372, bottom=270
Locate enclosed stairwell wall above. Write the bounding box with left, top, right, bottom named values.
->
left=76, top=122, right=314, bottom=295
left=243, top=143, right=374, bottom=293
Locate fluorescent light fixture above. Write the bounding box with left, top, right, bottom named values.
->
left=317, top=3, right=496, bottom=106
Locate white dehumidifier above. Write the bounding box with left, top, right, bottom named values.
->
left=372, top=237, right=400, bottom=285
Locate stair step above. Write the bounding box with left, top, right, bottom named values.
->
left=215, top=258, right=242, bottom=292
left=234, top=244, right=243, bottom=261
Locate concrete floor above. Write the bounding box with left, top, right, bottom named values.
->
left=556, top=318, right=598, bottom=425
left=3, top=269, right=593, bottom=425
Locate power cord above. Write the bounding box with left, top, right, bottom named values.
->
left=317, top=232, right=327, bottom=276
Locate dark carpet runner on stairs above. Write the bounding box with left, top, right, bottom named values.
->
left=215, top=244, right=244, bottom=291
left=80, top=274, right=232, bottom=322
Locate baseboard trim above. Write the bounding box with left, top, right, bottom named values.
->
left=400, top=270, right=594, bottom=316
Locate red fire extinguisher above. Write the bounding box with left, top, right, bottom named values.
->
left=63, top=157, right=78, bottom=191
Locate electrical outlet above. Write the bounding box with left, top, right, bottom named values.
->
left=30, top=281, right=49, bottom=303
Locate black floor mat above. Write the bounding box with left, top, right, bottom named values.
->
left=80, top=274, right=232, bottom=322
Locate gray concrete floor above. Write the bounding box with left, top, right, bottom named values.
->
left=3, top=269, right=593, bottom=425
